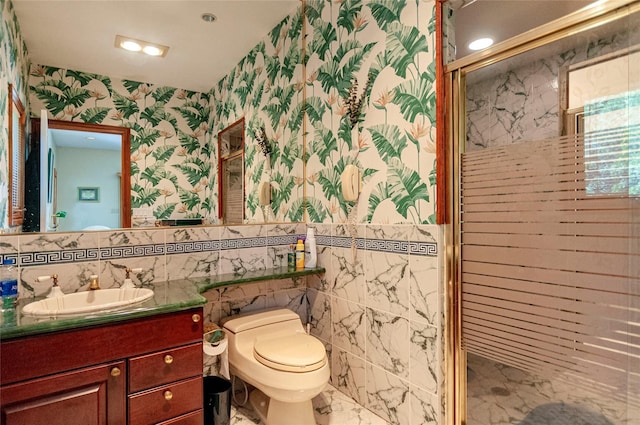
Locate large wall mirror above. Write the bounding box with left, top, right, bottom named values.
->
left=7, top=0, right=303, bottom=234
left=25, top=119, right=131, bottom=232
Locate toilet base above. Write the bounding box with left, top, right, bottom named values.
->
left=249, top=388, right=317, bottom=425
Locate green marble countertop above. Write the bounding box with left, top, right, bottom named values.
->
left=0, top=267, right=324, bottom=341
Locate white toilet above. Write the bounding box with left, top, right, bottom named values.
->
left=222, top=308, right=330, bottom=425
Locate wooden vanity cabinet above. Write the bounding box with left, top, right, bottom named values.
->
left=0, top=308, right=204, bottom=425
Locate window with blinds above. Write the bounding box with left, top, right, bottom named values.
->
left=460, top=110, right=639, bottom=403
left=7, top=84, right=26, bottom=227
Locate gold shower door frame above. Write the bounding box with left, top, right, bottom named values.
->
left=443, top=1, right=640, bottom=424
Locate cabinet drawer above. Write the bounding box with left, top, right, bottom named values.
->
left=156, top=409, right=203, bottom=425
left=128, top=376, right=202, bottom=425
left=129, top=343, right=202, bottom=392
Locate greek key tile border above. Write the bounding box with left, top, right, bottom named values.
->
left=5, top=232, right=437, bottom=268
left=327, top=236, right=437, bottom=257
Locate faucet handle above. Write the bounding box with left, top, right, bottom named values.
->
left=37, top=274, right=64, bottom=298
left=122, top=268, right=143, bottom=289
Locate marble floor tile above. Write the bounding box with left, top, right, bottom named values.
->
left=230, top=385, right=389, bottom=425
left=466, top=353, right=633, bottom=425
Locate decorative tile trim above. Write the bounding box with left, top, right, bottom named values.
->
left=18, top=248, right=100, bottom=266
left=166, top=240, right=221, bottom=254
left=320, top=236, right=438, bottom=257
left=100, top=244, right=166, bottom=260
left=9, top=230, right=438, bottom=268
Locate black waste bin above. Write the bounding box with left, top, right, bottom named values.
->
left=203, top=376, right=232, bottom=425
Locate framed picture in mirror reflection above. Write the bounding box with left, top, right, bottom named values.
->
left=78, top=187, right=99, bottom=202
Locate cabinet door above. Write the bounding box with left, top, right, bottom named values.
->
left=0, top=361, right=126, bottom=425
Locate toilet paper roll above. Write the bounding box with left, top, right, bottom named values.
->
left=203, top=338, right=230, bottom=380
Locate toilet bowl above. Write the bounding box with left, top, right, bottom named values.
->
left=222, top=308, right=330, bottom=425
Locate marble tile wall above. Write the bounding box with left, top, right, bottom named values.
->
left=0, top=223, right=304, bottom=297
left=307, top=223, right=442, bottom=425
left=1, top=222, right=442, bottom=424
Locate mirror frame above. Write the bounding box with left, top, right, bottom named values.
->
left=30, top=119, right=132, bottom=229
left=8, top=84, right=26, bottom=227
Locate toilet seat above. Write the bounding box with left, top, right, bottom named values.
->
left=253, top=333, right=326, bottom=372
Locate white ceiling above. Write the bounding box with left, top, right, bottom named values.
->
left=454, top=0, right=592, bottom=59
left=12, top=0, right=300, bottom=94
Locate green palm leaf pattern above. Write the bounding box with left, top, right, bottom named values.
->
left=265, top=54, right=281, bottom=83
left=80, top=107, right=110, bottom=124
left=310, top=127, right=338, bottom=166
left=337, top=0, right=363, bottom=34
left=173, top=157, right=209, bottom=187
left=131, top=183, right=161, bottom=207
left=141, top=102, right=166, bottom=126
left=386, top=22, right=428, bottom=79
left=172, top=101, right=209, bottom=132
left=271, top=172, right=295, bottom=211
left=31, top=80, right=91, bottom=116
left=141, top=162, right=166, bottom=186
left=154, top=203, right=177, bottom=219
left=392, top=76, right=434, bottom=122
left=367, top=0, right=407, bottom=31
left=387, top=157, right=429, bottom=218
left=287, top=198, right=306, bottom=222
left=177, top=129, right=201, bottom=154
left=305, top=0, right=325, bottom=26
left=269, top=16, right=288, bottom=49
left=367, top=181, right=390, bottom=222
left=369, top=124, right=408, bottom=163
left=303, top=198, right=328, bottom=223
left=112, top=91, right=140, bottom=119
left=152, top=145, right=177, bottom=162
left=177, top=188, right=202, bottom=210
left=288, top=9, right=303, bottom=41
left=152, top=86, right=176, bottom=103
left=282, top=43, right=301, bottom=81
left=309, top=21, right=337, bottom=62
left=134, top=128, right=161, bottom=148
left=263, top=84, right=295, bottom=129
left=122, top=80, right=143, bottom=94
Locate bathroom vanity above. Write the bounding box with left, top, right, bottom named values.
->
left=0, top=267, right=325, bottom=425
left=0, top=280, right=206, bottom=425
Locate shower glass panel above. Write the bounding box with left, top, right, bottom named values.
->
left=461, top=8, right=639, bottom=425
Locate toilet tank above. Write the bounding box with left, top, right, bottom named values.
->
left=222, top=308, right=303, bottom=334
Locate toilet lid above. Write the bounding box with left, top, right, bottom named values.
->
left=253, top=333, right=326, bottom=373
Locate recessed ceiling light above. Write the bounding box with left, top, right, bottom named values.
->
left=201, top=13, right=217, bottom=23
left=468, top=37, right=494, bottom=51
left=120, top=40, right=141, bottom=52
left=142, top=45, right=163, bottom=56
left=115, top=35, right=169, bottom=58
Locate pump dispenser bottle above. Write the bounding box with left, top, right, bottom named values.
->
left=304, top=228, right=317, bottom=268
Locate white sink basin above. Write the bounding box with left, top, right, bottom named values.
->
left=22, top=288, right=154, bottom=317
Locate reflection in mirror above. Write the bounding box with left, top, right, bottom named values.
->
left=7, top=84, right=26, bottom=227
left=9, top=1, right=304, bottom=234
left=218, top=119, right=244, bottom=224
left=24, top=120, right=131, bottom=232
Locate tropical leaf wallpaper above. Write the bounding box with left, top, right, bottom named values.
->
left=28, top=65, right=213, bottom=221
left=304, top=0, right=437, bottom=224
left=2, top=0, right=438, bottom=229
left=0, top=0, right=30, bottom=231
left=210, top=7, right=305, bottom=223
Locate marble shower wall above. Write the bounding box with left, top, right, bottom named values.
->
left=465, top=22, right=637, bottom=151
left=307, top=223, right=442, bottom=425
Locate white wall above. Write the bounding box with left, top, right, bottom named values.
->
left=56, top=147, right=120, bottom=231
